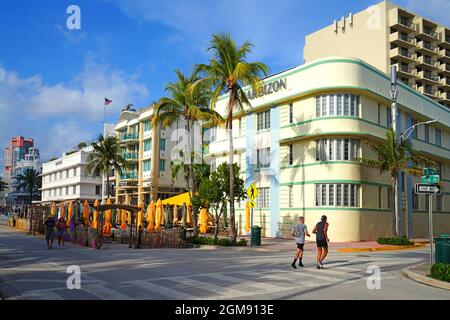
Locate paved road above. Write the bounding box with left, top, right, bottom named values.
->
left=0, top=226, right=449, bottom=300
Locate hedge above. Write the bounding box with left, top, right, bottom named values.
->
left=187, top=236, right=248, bottom=247
left=377, top=237, right=414, bottom=246
left=430, top=263, right=450, bottom=282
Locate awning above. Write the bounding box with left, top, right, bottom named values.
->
left=161, top=192, right=191, bottom=206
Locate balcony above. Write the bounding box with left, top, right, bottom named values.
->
left=440, top=77, right=450, bottom=90
left=390, top=47, right=416, bottom=64
left=416, top=56, right=439, bottom=70
left=417, top=24, right=440, bottom=42
left=119, top=172, right=138, bottom=180
left=416, top=41, right=440, bottom=56
left=122, top=152, right=139, bottom=161
left=121, top=133, right=139, bottom=143
left=439, top=49, right=450, bottom=63
left=440, top=91, right=450, bottom=102
left=390, top=14, right=416, bottom=33
left=438, top=29, right=450, bottom=49
left=439, top=63, right=450, bottom=77
left=418, top=86, right=440, bottom=99
left=418, top=71, right=440, bottom=85
left=393, top=63, right=417, bottom=78
left=390, top=32, right=416, bottom=48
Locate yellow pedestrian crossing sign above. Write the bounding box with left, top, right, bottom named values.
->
left=247, top=201, right=256, bottom=208
left=246, top=184, right=258, bottom=201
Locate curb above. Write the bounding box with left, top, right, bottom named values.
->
left=402, top=263, right=450, bottom=291
left=337, top=243, right=426, bottom=253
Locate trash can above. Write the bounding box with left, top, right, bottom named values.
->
left=251, top=226, right=261, bottom=246
left=434, top=234, right=450, bottom=264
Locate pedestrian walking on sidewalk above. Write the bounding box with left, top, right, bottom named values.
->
left=291, top=216, right=310, bottom=269
left=44, top=216, right=56, bottom=250
left=56, top=217, right=67, bottom=249
left=312, top=215, right=329, bottom=269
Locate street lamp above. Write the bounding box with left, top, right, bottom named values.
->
left=398, top=119, right=438, bottom=142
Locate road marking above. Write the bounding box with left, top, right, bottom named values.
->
left=83, top=284, right=133, bottom=300
left=125, top=280, right=194, bottom=300
left=170, top=277, right=244, bottom=298
left=203, top=273, right=289, bottom=291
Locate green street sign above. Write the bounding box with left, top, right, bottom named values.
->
left=421, top=175, right=440, bottom=184
left=423, top=168, right=438, bottom=176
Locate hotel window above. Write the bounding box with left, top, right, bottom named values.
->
left=238, top=118, right=242, bottom=136
left=315, top=138, right=359, bottom=161
left=315, top=94, right=359, bottom=117
left=386, top=107, right=392, bottom=129
left=210, top=127, right=217, bottom=141
left=160, top=159, right=166, bottom=172
left=144, top=120, right=151, bottom=132
left=387, top=188, right=393, bottom=209
left=377, top=104, right=381, bottom=125
left=256, top=187, right=270, bottom=208
left=257, top=110, right=270, bottom=131
left=144, top=139, right=152, bottom=152
left=95, top=185, right=101, bottom=196
left=160, top=139, right=166, bottom=151
left=412, top=189, right=419, bottom=210
left=210, top=158, right=216, bottom=173
left=288, top=185, right=293, bottom=208
left=424, top=124, right=429, bottom=142
left=143, top=160, right=151, bottom=172
left=288, top=145, right=294, bottom=165
left=436, top=195, right=442, bottom=211
left=73, top=186, right=76, bottom=195
left=315, top=183, right=359, bottom=207
left=257, top=148, right=271, bottom=168
left=410, top=118, right=418, bottom=139
left=289, top=103, right=294, bottom=124
left=65, top=186, right=69, bottom=195
left=435, top=128, right=441, bottom=146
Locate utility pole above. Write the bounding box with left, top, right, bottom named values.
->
left=390, top=65, right=401, bottom=237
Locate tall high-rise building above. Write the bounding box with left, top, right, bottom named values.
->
left=304, top=0, right=450, bottom=107
left=4, top=137, right=34, bottom=181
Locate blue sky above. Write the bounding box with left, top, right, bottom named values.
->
left=0, top=0, right=448, bottom=170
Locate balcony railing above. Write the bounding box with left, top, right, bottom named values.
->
left=120, top=172, right=138, bottom=180
left=121, top=133, right=139, bottom=141
left=399, top=18, right=415, bottom=29
left=399, top=33, right=415, bottom=44
left=423, top=73, right=440, bottom=82
left=397, top=64, right=416, bottom=74
left=122, top=152, right=139, bottom=160
left=441, top=49, right=450, bottom=58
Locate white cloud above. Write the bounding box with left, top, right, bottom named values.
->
left=0, top=57, right=149, bottom=167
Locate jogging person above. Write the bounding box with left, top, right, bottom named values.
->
left=312, top=215, right=329, bottom=269
left=291, top=216, right=310, bottom=269
left=44, top=216, right=56, bottom=250
left=56, top=217, right=67, bottom=249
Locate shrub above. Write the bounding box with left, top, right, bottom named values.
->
left=187, top=236, right=247, bottom=247
left=377, top=236, right=414, bottom=246
left=430, top=263, right=450, bottom=282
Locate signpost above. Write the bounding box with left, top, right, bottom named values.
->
left=415, top=168, right=442, bottom=268
left=246, top=184, right=258, bottom=247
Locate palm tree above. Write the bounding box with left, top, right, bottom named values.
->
left=0, top=177, right=8, bottom=193
left=355, top=129, right=434, bottom=237
left=153, top=69, right=222, bottom=236
left=16, top=168, right=41, bottom=205
left=194, top=33, right=269, bottom=242
left=86, top=134, right=130, bottom=199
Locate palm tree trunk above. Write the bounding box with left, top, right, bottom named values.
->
left=106, top=170, right=110, bottom=199
left=228, top=93, right=236, bottom=243
left=186, top=118, right=198, bottom=237
left=391, top=176, right=398, bottom=237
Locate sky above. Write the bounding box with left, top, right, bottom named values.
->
left=0, top=0, right=449, bottom=171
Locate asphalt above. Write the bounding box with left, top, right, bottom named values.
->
left=0, top=225, right=449, bottom=300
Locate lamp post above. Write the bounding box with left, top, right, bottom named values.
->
left=398, top=120, right=438, bottom=142
left=390, top=66, right=401, bottom=237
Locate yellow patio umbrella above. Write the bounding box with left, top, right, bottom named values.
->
left=245, top=202, right=251, bottom=233
left=137, top=204, right=143, bottom=229
left=92, top=199, right=99, bottom=229
left=51, top=202, right=56, bottom=216
left=161, top=204, right=166, bottom=225
left=120, top=209, right=127, bottom=229
left=83, top=200, right=90, bottom=225
left=103, top=198, right=112, bottom=234
left=59, top=202, right=65, bottom=220
left=67, top=202, right=73, bottom=226
left=155, top=199, right=162, bottom=232
left=199, top=208, right=208, bottom=234
left=172, top=205, right=178, bottom=224
left=147, top=201, right=155, bottom=232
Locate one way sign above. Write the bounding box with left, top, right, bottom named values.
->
left=415, top=183, right=441, bottom=195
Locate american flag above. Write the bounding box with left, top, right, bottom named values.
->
left=104, top=98, right=113, bottom=106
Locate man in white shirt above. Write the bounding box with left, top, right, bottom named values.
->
left=291, top=216, right=310, bottom=269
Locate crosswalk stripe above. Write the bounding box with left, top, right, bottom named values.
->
left=23, top=290, right=64, bottom=300
left=204, top=273, right=291, bottom=292
left=170, top=277, right=243, bottom=298
left=126, top=280, right=195, bottom=300
left=83, top=284, right=133, bottom=300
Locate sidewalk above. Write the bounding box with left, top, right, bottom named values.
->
left=229, top=237, right=430, bottom=253
left=403, top=263, right=450, bottom=291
